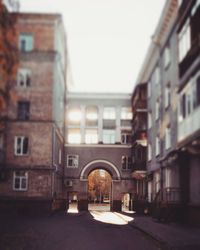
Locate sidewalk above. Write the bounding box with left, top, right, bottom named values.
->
left=129, top=214, right=200, bottom=250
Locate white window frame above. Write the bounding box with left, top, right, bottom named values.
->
left=121, top=107, right=132, bottom=120
left=103, top=107, right=116, bottom=120
left=66, top=155, right=79, bottom=168
left=148, top=80, right=151, bottom=98
left=85, top=129, right=98, bottom=144
left=121, top=132, right=131, bottom=144
left=156, top=136, right=160, bottom=156
left=17, top=68, right=31, bottom=88
left=121, top=156, right=132, bottom=170
left=14, top=136, right=28, bottom=156
left=163, top=46, right=171, bottom=69
left=19, top=33, right=34, bottom=52
left=165, top=127, right=171, bottom=149
left=67, top=129, right=81, bottom=144
left=103, top=129, right=116, bottom=144
left=165, top=85, right=171, bottom=108
left=148, top=144, right=152, bottom=161
left=156, top=100, right=159, bottom=120
left=178, top=19, right=191, bottom=62
left=13, top=171, right=28, bottom=191
left=148, top=112, right=152, bottom=129
left=59, top=149, right=62, bottom=164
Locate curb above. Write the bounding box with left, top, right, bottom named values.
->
left=129, top=222, right=171, bottom=250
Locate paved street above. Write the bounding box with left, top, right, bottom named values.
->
left=0, top=211, right=160, bottom=250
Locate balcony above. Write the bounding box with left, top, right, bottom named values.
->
left=132, top=159, right=146, bottom=172
left=163, top=188, right=181, bottom=204
left=179, top=36, right=200, bottom=79
left=132, top=100, right=147, bottom=112
left=178, top=106, right=200, bottom=143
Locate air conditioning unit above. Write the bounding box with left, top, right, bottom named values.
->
left=64, top=180, right=73, bottom=187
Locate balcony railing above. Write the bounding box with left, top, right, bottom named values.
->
left=163, top=188, right=181, bottom=203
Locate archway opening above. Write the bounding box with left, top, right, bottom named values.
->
left=88, top=169, right=112, bottom=211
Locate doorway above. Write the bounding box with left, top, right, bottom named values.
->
left=88, top=169, right=112, bottom=211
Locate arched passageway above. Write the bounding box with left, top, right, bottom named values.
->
left=78, top=160, right=122, bottom=211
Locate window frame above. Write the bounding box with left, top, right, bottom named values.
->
left=13, top=171, right=28, bottom=191
left=19, top=33, right=34, bottom=52
left=17, top=68, right=31, bottom=88
left=121, top=156, right=132, bottom=170
left=66, top=154, right=79, bottom=168
left=14, top=136, right=29, bottom=156
left=17, top=101, right=30, bottom=120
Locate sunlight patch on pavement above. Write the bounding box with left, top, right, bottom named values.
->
left=90, top=211, right=134, bottom=225
left=67, top=204, right=79, bottom=214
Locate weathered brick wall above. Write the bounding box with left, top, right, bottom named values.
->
left=0, top=170, right=52, bottom=198
left=6, top=122, right=53, bottom=167
left=16, top=14, right=57, bottom=51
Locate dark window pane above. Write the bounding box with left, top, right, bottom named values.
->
left=15, top=178, right=20, bottom=189
left=21, top=178, right=27, bottom=189
left=17, top=137, right=22, bottom=154
left=17, top=102, right=30, bottom=120
left=23, top=137, right=28, bottom=154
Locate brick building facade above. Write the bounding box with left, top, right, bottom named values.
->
left=0, top=13, right=67, bottom=214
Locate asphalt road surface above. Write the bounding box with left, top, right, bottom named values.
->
left=0, top=210, right=160, bottom=250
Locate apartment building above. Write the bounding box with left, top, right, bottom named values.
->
left=177, top=0, right=200, bottom=224
left=134, top=0, right=200, bottom=224
left=133, top=0, right=180, bottom=221
left=64, top=92, right=134, bottom=211
left=0, top=13, right=67, bottom=214
left=131, top=83, right=148, bottom=214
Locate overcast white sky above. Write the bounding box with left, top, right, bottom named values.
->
left=20, top=0, right=166, bottom=93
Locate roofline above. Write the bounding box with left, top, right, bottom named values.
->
left=134, top=0, right=178, bottom=84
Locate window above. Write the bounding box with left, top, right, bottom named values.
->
left=67, top=129, right=81, bottom=144
left=67, top=155, right=79, bottom=168
left=156, top=137, right=160, bottom=156
left=154, top=66, right=160, bottom=85
left=17, top=69, right=31, bottom=87
left=85, top=129, right=98, bottom=144
left=17, top=101, right=30, bottom=120
left=59, top=149, right=62, bottom=165
left=163, top=46, right=171, bottom=69
left=121, top=107, right=132, bottom=120
left=148, top=144, right=152, bottom=161
left=148, top=112, right=152, bottom=129
left=68, top=107, right=81, bottom=125
left=178, top=19, right=191, bottom=62
left=19, top=33, right=33, bottom=52
left=121, top=131, right=132, bottom=144
left=192, top=0, right=200, bottom=16
left=86, top=106, right=98, bottom=126
left=13, top=171, right=28, bottom=191
left=165, top=126, right=171, bottom=149
left=121, top=156, right=132, bottom=170
left=103, top=129, right=115, bottom=144
left=195, top=76, right=200, bottom=107
left=155, top=100, right=159, bottom=120
left=14, top=136, right=28, bottom=156
left=148, top=80, right=151, bottom=98
left=165, top=85, right=171, bottom=108
left=103, top=107, right=116, bottom=120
